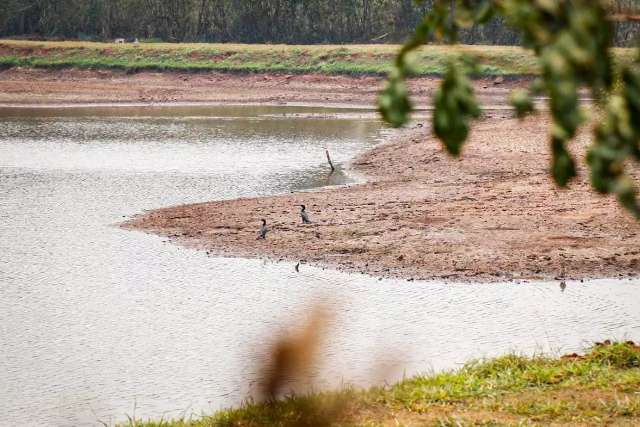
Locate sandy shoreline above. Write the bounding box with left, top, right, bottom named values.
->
left=2, top=68, right=638, bottom=282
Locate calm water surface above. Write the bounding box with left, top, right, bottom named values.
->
left=1, top=105, right=639, bottom=426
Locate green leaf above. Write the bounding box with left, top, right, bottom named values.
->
left=378, top=74, right=412, bottom=128
left=509, top=88, right=535, bottom=118
left=551, top=136, right=577, bottom=187
left=615, top=178, right=640, bottom=219
left=433, top=60, right=481, bottom=156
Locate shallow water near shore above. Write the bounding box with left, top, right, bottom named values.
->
left=1, top=105, right=639, bottom=426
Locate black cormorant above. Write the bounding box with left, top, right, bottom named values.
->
left=299, top=205, right=311, bottom=224
left=258, top=219, right=268, bottom=239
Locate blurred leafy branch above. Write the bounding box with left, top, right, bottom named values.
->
left=379, top=0, right=640, bottom=217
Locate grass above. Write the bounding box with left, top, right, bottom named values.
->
left=124, top=341, right=640, bottom=426
left=0, top=39, right=636, bottom=77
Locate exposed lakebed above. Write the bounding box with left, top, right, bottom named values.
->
left=1, top=105, right=638, bottom=426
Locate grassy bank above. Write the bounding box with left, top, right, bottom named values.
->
left=127, top=341, right=640, bottom=426
left=0, top=40, right=635, bottom=77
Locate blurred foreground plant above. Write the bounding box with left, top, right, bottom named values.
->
left=259, top=306, right=328, bottom=399
left=255, top=305, right=348, bottom=427
left=379, top=0, right=640, bottom=217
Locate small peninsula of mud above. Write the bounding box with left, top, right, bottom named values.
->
left=124, top=115, right=640, bottom=283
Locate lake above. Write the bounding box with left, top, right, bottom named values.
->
left=1, top=105, right=638, bottom=426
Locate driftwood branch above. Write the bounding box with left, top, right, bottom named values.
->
left=370, top=32, right=389, bottom=42
left=325, top=149, right=335, bottom=173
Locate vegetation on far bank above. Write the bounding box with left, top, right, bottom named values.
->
left=1, top=0, right=638, bottom=46
left=125, top=341, right=640, bottom=426
left=0, top=40, right=636, bottom=77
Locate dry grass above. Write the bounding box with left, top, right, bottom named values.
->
left=1, top=40, right=634, bottom=76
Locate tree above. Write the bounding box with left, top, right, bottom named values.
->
left=2, top=1, right=637, bottom=44
left=379, top=0, right=640, bottom=218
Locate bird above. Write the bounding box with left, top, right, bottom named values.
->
left=257, top=219, right=268, bottom=239
left=294, top=262, right=300, bottom=272
left=298, top=204, right=311, bottom=224
left=560, top=280, right=566, bottom=292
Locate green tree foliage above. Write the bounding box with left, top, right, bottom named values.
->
left=433, top=59, right=481, bottom=155
left=379, top=0, right=640, bottom=218
left=1, top=0, right=637, bottom=45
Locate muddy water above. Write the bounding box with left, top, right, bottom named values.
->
left=1, top=105, right=638, bottom=426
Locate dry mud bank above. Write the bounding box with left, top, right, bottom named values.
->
left=0, top=67, right=523, bottom=106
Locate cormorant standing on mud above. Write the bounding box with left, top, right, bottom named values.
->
left=258, top=219, right=268, bottom=239
left=299, top=205, right=311, bottom=224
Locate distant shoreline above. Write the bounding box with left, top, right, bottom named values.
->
left=0, top=65, right=528, bottom=107
left=0, top=40, right=634, bottom=77
left=0, top=40, right=548, bottom=76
